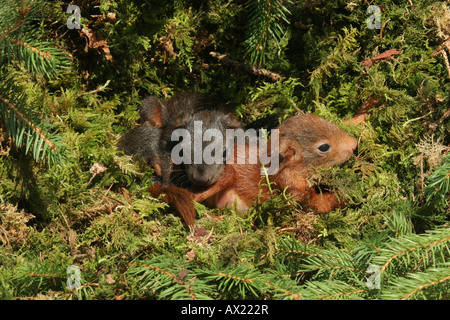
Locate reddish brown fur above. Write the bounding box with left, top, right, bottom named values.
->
left=148, top=183, right=195, bottom=226
left=191, top=142, right=270, bottom=212
left=273, top=114, right=357, bottom=213
left=149, top=114, right=358, bottom=226
left=139, top=96, right=165, bottom=127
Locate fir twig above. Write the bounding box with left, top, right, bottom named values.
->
left=0, top=94, right=56, bottom=151
left=374, top=227, right=450, bottom=279
left=243, top=0, right=292, bottom=65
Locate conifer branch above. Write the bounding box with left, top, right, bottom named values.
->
left=0, top=0, right=69, bottom=166
left=301, top=280, right=368, bottom=300
left=0, top=94, right=56, bottom=151
left=265, top=281, right=303, bottom=300
left=126, top=261, right=207, bottom=300
left=381, top=265, right=450, bottom=300
left=243, top=0, right=292, bottom=65
left=0, top=90, right=64, bottom=166
left=8, top=36, right=52, bottom=59
left=374, top=228, right=450, bottom=278
left=424, top=155, right=450, bottom=209
left=401, top=273, right=450, bottom=300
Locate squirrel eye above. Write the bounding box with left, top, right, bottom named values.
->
left=318, top=143, right=330, bottom=153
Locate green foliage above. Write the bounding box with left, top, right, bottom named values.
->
left=236, top=77, right=302, bottom=125
left=424, top=155, right=450, bottom=210
left=0, top=1, right=70, bottom=78
left=309, top=26, right=360, bottom=100
left=0, top=0, right=449, bottom=301
left=0, top=78, right=67, bottom=167
left=243, top=0, right=292, bottom=66
left=0, top=0, right=70, bottom=166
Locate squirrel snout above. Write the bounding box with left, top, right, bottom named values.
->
left=188, top=168, right=218, bottom=187
left=349, top=136, right=358, bottom=151
left=342, top=136, right=358, bottom=157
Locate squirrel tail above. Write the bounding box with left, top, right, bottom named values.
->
left=148, top=184, right=196, bottom=227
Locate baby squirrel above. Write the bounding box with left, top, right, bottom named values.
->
left=117, top=125, right=164, bottom=176
left=118, top=91, right=240, bottom=187
left=161, top=108, right=241, bottom=188
left=273, top=113, right=357, bottom=213
left=118, top=92, right=242, bottom=225
left=117, top=95, right=167, bottom=181
left=150, top=113, right=357, bottom=226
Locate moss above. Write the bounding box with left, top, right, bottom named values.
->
left=0, top=0, right=449, bottom=300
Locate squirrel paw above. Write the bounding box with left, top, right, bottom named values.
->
left=308, top=191, right=347, bottom=214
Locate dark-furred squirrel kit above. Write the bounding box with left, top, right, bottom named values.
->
left=118, top=92, right=358, bottom=227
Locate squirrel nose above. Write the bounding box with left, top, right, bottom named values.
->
left=344, top=136, right=358, bottom=156
left=190, top=167, right=213, bottom=187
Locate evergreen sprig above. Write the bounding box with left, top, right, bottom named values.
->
left=373, top=227, right=450, bottom=279
left=0, top=0, right=69, bottom=166
left=424, top=155, right=450, bottom=209
left=0, top=82, right=66, bottom=166
left=380, top=264, right=450, bottom=300
left=0, top=0, right=70, bottom=78
left=201, top=264, right=265, bottom=299
left=243, top=0, right=292, bottom=66
left=276, top=227, right=450, bottom=300
left=13, top=259, right=68, bottom=295
left=126, top=259, right=213, bottom=300
left=301, top=279, right=368, bottom=300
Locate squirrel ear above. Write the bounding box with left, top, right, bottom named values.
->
left=139, top=96, right=164, bottom=127
left=226, top=114, right=242, bottom=129
left=173, top=113, right=190, bottom=128
left=279, top=137, right=300, bottom=163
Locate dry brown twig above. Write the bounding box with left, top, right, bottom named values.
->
left=361, top=48, right=402, bottom=67
left=431, top=2, right=450, bottom=79
left=379, top=18, right=391, bottom=41
left=432, top=44, right=450, bottom=79
left=209, top=51, right=283, bottom=81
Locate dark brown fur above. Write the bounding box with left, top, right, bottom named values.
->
left=119, top=92, right=241, bottom=188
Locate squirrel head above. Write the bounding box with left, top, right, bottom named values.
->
left=278, top=114, right=357, bottom=170
left=171, top=110, right=242, bottom=187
